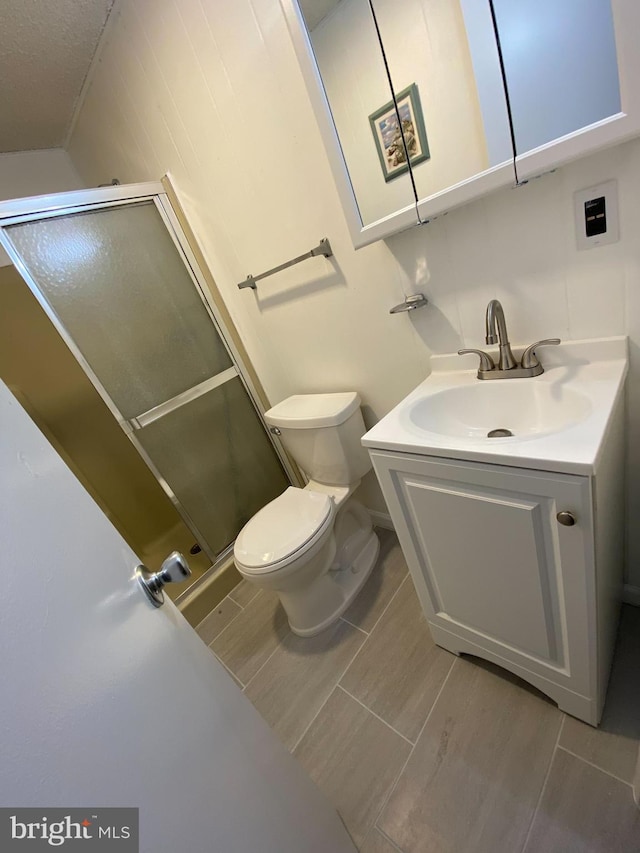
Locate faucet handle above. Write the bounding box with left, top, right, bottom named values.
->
left=520, top=339, right=561, bottom=369
left=458, top=348, right=495, bottom=373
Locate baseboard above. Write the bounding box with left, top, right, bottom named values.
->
left=368, top=509, right=395, bottom=531
left=179, top=559, right=241, bottom=627
left=622, top=584, right=640, bottom=606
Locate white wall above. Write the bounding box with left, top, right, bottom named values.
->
left=67, top=0, right=640, bottom=593
left=0, top=148, right=84, bottom=265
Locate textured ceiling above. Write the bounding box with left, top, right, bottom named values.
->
left=298, top=0, right=343, bottom=32
left=0, top=0, right=114, bottom=153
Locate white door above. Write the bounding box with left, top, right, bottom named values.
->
left=0, top=380, right=355, bottom=853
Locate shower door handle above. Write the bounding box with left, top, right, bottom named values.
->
left=136, top=551, right=191, bottom=607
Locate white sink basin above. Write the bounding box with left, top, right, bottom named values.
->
left=362, top=338, right=628, bottom=475
left=408, top=382, right=592, bottom=440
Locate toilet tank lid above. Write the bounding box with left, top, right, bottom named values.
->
left=265, top=392, right=361, bottom=429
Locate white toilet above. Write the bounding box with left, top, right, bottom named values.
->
left=233, top=392, right=380, bottom=637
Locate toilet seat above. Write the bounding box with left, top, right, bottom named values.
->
left=234, top=487, right=335, bottom=574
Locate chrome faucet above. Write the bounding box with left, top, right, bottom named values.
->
left=458, top=299, right=560, bottom=379
left=485, top=299, right=517, bottom=370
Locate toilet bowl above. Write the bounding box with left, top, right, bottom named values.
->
left=233, top=392, right=380, bottom=637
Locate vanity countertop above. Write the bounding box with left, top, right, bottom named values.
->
left=362, top=337, right=628, bottom=475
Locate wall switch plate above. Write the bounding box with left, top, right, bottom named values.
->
left=574, top=179, right=619, bottom=250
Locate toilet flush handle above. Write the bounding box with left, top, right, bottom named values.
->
left=270, top=427, right=282, bottom=436
left=136, top=551, right=191, bottom=607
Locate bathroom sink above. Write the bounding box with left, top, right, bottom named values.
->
left=407, top=382, right=592, bottom=440
left=362, top=337, right=628, bottom=475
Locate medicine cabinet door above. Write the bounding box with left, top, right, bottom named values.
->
left=369, top=0, right=516, bottom=225
left=294, top=0, right=421, bottom=242
left=492, top=0, right=640, bottom=182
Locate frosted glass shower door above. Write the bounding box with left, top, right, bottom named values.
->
left=2, top=198, right=289, bottom=563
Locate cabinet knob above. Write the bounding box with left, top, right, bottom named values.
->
left=557, top=511, right=576, bottom=527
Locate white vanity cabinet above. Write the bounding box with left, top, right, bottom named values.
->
left=369, top=428, right=624, bottom=726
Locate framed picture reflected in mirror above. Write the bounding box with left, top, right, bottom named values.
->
left=369, top=83, right=430, bottom=182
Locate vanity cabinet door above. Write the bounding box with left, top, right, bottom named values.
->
left=369, top=451, right=595, bottom=704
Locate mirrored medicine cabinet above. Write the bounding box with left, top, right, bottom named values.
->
left=282, top=0, right=640, bottom=248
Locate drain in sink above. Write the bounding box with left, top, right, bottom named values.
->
left=487, top=428, right=513, bottom=438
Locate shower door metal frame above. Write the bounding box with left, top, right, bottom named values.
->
left=0, top=181, right=295, bottom=596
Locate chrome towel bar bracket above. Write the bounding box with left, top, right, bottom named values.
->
left=238, top=238, right=333, bottom=290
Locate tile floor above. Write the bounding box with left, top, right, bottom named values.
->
left=196, top=529, right=640, bottom=852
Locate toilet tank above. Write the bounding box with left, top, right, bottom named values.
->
left=265, top=392, right=372, bottom=486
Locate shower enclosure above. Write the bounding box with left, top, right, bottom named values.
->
left=0, top=182, right=291, bottom=601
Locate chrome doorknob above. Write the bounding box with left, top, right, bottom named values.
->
left=556, top=511, right=576, bottom=527
left=136, top=551, right=191, bottom=607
